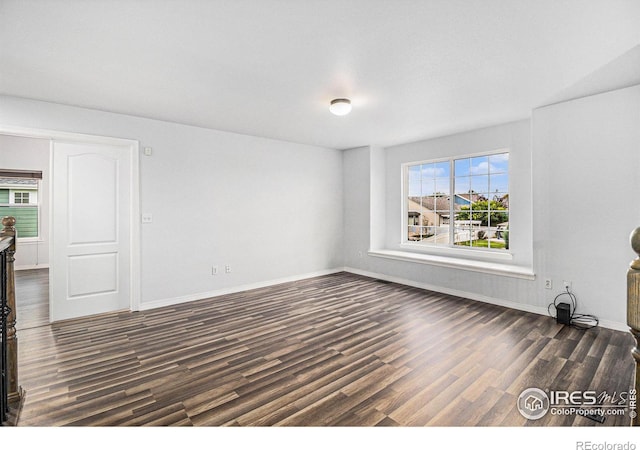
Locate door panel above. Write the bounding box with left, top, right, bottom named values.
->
left=68, top=253, right=118, bottom=298
left=68, top=153, right=118, bottom=244
left=51, top=141, right=131, bottom=322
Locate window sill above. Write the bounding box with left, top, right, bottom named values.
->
left=400, top=242, right=513, bottom=261
left=368, top=249, right=535, bottom=280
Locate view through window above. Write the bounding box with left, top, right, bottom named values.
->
left=405, top=152, right=509, bottom=250
left=0, top=177, right=40, bottom=238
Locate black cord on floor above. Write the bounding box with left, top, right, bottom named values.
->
left=547, top=286, right=599, bottom=330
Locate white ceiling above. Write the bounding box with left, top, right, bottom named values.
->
left=1, top=0, right=639, bottom=150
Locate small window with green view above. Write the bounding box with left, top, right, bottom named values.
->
left=0, top=177, right=40, bottom=239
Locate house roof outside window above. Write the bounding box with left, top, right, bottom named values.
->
left=0, top=178, right=38, bottom=190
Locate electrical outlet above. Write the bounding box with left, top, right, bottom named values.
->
left=544, top=279, right=552, bottom=290
left=563, top=280, right=572, bottom=290
left=225, top=265, right=231, bottom=273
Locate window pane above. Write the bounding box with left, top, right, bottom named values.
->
left=490, top=194, right=507, bottom=207
left=421, top=162, right=436, bottom=178
left=454, top=159, right=470, bottom=176
left=487, top=208, right=508, bottom=230
left=407, top=197, right=419, bottom=219
left=454, top=177, right=470, bottom=196
left=435, top=201, right=450, bottom=214
left=407, top=193, right=421, bottom=240
left=421, top=178, right=435, bottom=196
left=408, top=226, right=420, bottom=241
left=491, top=192, right=509, bottom=209
left=434, top=161, right=449, bottom=178
left=489, top=153, right=509, bottom=174
left=420, top=196, right=433, bottom=214
left=434, top=177, right=450, bottom=195
left=434, top=224, right=450, bottom=245
left=491, top=214, right=509, bottom=249
left=436, top=212, right=451, bottom=229
left=470, top=156, right=489, bottom=174
left=454, top=226, right=471, bottom=246
left=408, top=165, right=421, bottom=197
left=410, top=225, right=434, bottom=242
left=489, top=173, right=508, bottom=193
left=470, top=175, right=488, bottom=193
left=476, top=209, right=489, bottom=227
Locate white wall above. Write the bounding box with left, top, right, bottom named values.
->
left=0, top=96, right=344, bottom=308
left=343, top=85, right=640, bottom=329
left=343, top=120, right=540, bottom=315
left=343, top=146, right=371, bottom=269
left=0, top=134, right=50, bottom=269
left=2, top=84, right=637, bottom=328
left=533, top=84, right=640, bottom=327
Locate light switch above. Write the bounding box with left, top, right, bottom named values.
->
left=141, top=213, right=153, bottom=223
left=143, top=147, right=153, bottom=156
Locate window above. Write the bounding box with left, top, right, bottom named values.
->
left=404, top=151, right=509, bottom=251
left=0, top=178, right=40, bottom=239
left=13, top=192, right=30, bottom=204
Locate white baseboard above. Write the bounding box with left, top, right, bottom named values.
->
left=138, top=265, right=628, bottom=332
left=139, top=267, right=344, bottom=312
left=15, top=264, right=49, bottom=271
left=343, top=266, right=629, bottom=332
left=596, top=319, right=630, bottom=333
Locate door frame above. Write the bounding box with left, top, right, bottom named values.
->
left=0, top=124, right=141, bottom=317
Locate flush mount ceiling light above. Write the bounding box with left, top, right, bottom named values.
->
left=329, top=98, right=352, bottom=116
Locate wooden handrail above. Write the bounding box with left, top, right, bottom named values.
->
left=0, top=216, right=21, bottom=409
left=628, top=227, right=640, bottom=426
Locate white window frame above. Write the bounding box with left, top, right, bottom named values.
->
left=401, top=148, right=512, bottom=261
left=12, top=191, right=30, bottom=204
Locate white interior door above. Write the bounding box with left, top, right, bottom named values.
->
left=51, top=140, right=132, bottom=322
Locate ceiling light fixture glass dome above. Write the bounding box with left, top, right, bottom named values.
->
left=329, top=98, right=352, bottom=116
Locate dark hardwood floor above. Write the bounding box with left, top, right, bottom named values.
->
left=15, top=267, right=49, bottom=330
left=13, top=271, right=636, bottom=426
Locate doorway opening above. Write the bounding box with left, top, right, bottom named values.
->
left=0, top=126, right=140, bottom=324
